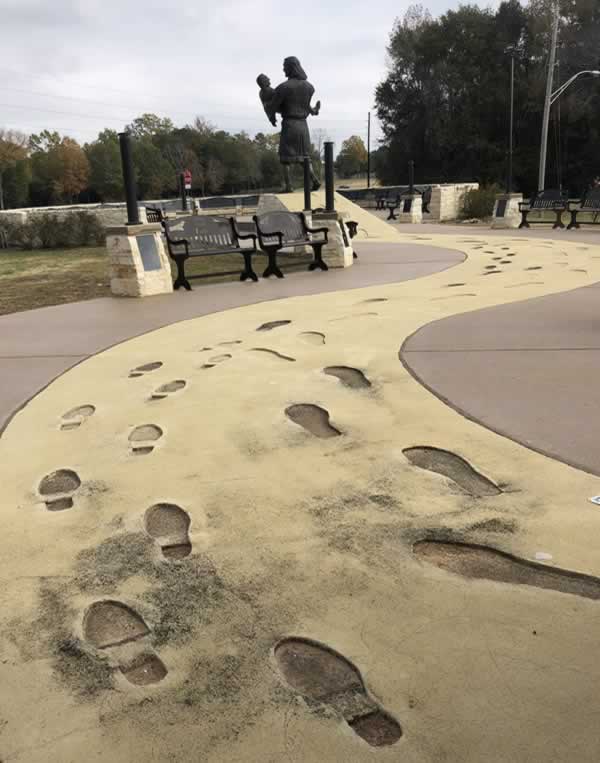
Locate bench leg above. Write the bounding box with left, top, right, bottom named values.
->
left=567, top=211, right=580, bottom=230
left=553, top=210, right=565, bottom=229
left=263, top=251, right=284, bottom=279
left=240, top=253, right=259, bottom=282
left=387, top=208, right=397, bottom=221
left=518, top=210, right=530, bottom=229
left=353, top=250, right=358, bottom=259
left=173, top=256, right=192, bottom=291
left=308, top=243, right=328, bottom=272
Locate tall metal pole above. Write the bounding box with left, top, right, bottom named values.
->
left=408, top=160, right=415, bottom=194
left=367, top=111, right=371, bottom=189
left=118, top=132, right=140, bottom=226
left=179, top=173, right=187, bottom=212
left=324, top=141, right=335, bottom=212
left=538, top=2, right=559, bottom=191
left=303, top=157, right=311, bottom=211
left=508, top=52, right=515, bottom=194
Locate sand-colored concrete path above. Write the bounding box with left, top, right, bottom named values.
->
left=2, top=211, right=600, bottom=762
left=0, top=241, right=462, bottom=434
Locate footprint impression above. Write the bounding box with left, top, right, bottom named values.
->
left=83, top=600, right=167, bottom=686
left=299, top=332, right=326, bottom=346
left=414, top=540, right=600, bottom=601
left=144, top=503, right=192, bottom=559
left=129, top=425, right=163, bottom=456
left=285, top=404, right=341, bottom=438
left=150, top=380, right=186, bottom=401
left=129, top=362, right=163, bottom=378
left=60, top=405, right=95, bottom=431
left=38, top=469, right=81, bottom=511
left=250, top=348, right=296, bottom=362
left=274, top=637, right=401, bottom=747
left=323, top=366, right=371, bottom=390
left=403, top=447, right=501, bottom=498
left=257, top=320, right=291, bottom=332
left=201, top=354, right=231, bottom=369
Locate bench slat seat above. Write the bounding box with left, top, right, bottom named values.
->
left=253, top=211, right=329, bottom=278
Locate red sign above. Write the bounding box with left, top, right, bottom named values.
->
left=183, top=169, right=192, bottom=190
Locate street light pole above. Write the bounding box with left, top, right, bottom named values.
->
left=538, top=1, right=559, bottom=191
left=367, top=111, right=371, bottom=189
left=507, top=52, right=515, bottom=194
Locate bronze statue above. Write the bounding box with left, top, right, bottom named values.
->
left=257, top=57, right=321, bottom=192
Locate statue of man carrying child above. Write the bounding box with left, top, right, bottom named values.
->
left=256, top=56, right=321, bottom=193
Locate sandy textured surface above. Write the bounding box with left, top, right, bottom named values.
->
left=2, top=209, right=600, bottom=762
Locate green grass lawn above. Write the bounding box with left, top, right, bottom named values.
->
left=0, top=246, right=314, bottom=316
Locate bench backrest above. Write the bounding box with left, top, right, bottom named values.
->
left=164, top=215, right=238, bottom=251
left=256, top=211, right=305, bottom=244
left=582, top=187, right=600, bottom=209
left=530, top=189, right=568, bottom=208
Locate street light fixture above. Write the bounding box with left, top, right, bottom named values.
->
left=539, top=67, right=600, bottom=190
left=549, top=70, right=600, bottom=105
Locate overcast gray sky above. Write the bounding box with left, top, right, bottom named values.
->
left=1, top=0, right=494, bottom=150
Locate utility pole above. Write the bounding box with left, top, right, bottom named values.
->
left=538, top=1, right=559, bottom=191
left=507, top=51, right=515, bottom=194
left=367, top=111, right=371, bottom=188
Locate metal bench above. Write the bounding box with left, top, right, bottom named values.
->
left=163, top=215, right=259, bottom=290
left=567, top=187, right=600, bottom=229
left=145, top=206, right=164, bottom=224
left=253, top=211, right=328, bottom=278
left=519, top=189, right=568, bottom=229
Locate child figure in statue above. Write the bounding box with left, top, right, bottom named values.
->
left=257, top=74, right=277, bottom=127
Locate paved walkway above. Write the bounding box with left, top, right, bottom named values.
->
left=0, top=241, right=463, bottom=433
left=402, top=279, right=600, bottom=476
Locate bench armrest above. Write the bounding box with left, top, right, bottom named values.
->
left=229, top=217, right=257, bottom=246
left=518, top=201, right=530, bottom=211
left=300, top=212, right=328, bottom=241
left=305, top=225, right=329, bottom=236
left=253, top=215, right=283, bottom=248
left=164, top=230, right=189, bottom=257
left=567, top=199, right=582, bottom=209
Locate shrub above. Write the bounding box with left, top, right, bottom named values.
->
left=0, top=211, right=106, bottom=249
left=461, top=184, right=502, bottom=219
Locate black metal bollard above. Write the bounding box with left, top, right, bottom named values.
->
left=303, top=157, right=311, bottom=211
left=324, top=142, right=335, bottom=212
left=179, top=173, right=187, bottom=212
left=118, top=132, right=140, bottom=226
left=408, top=160, right=415, bottom=195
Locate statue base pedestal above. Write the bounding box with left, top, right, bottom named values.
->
left=491, top=193, right=522, bottom=229
left=106, top=223, right=173, bottom=297
left=312, top=211, right=354, bottom=268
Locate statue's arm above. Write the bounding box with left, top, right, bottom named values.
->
left=269, top=83, right=286, bottom=117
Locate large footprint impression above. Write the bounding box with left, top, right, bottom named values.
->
left=275, top=637, right=401, bottom=747
left=285, top=404, right=341, bottom=438
left=38, top=469, right=81, bottom=511
left=129, top=425, right=163, bottom=456
left=83, top=600, right=167, bottom=686
left=60, top=405, right=95, bottom=431
left=403, top=446, right=501, bottom=498
left=144, top=503, right=192, bottom=559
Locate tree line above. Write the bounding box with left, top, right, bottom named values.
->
left=375, top=0, right=600, bottom=195
left=0, top=115, right=327, bottom=210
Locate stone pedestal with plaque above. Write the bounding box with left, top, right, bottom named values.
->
left=106, top=223, right=173, bottom=297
